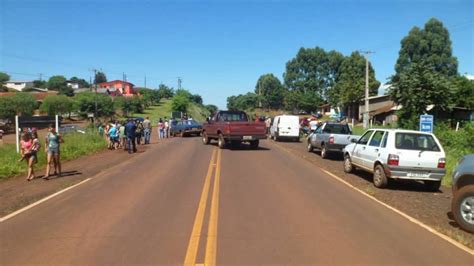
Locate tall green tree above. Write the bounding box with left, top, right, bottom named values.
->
left=171, top=94, right=190, bottom=113
left=452, top=76, right=474, bottom=109
left=0, top=72, right=10, bottom=83
left=284, top=47, right=344, bottom=99
left=47, top=75, right=67, bottom=90
left=390, top=18, right=459, bottom=128
left=255, top=73, right=287, bottom=109
left=157, top=84, right=175, bottom=98
left=94, top=71, right=107, bottom=84
left=70, top=76, right=90, bottom=88
left=331, top=51, right=380, bottom=118
left=75, top=92, right=114, bottom=118
left=227, top=93, right=260, bottom=111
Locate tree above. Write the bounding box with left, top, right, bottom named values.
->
left=40, top=95, right=74, bottom=116
left=283, top=90, right=323, bottom=113
left=204, top=104, right=218, bottom=115
left=332, top=51, right=380, bottom=118
left=70, top=76, right=90, bottom=88
left=94, top=71, right=107, bottom=84
left=191, top=94, right=203, bottom=105
left=48, top=75, right=67, bottom=90
left=157, top=84, right=175, bottom=98
left=171, top=94, right=190, bottom=113
left=7, top=93, right=37, bottom=117
left=33, top=80, right=47, bottom=88
left=75, top=92, right=114, bottom=118
left=284, top=47, right=344, bottom=100
left=390, top=18, right=459, bottom=128
left=227, top=93, right=260, bottom=111
left=255, top=74, right=287, bottom=109
left=452, top=76, right=474, bottom=109
left=0, top=72, right=10, bottom=83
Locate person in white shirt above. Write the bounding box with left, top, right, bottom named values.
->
left=164, top=117, right=169, bottom=139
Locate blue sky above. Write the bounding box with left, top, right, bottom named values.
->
left=1, top=0, right=473, bottom=108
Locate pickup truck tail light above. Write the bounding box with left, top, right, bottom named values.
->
left=387, top=154, right=399, bottom=166
left=437, top=158, right=446, bottom=169
left=328, top=136, right=334, bottom=144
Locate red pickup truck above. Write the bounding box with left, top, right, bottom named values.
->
left=202, top=110, right=267, bottom=149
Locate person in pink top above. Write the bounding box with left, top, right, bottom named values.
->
left=20, top=133, right=37, bottom=181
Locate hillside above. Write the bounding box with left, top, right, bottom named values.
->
left=135, top=99, right=210, bottom=122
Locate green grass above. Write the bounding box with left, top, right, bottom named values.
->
left=0, top=132, right=107, bottom=179
left=132, top=98, right=209, bottom=123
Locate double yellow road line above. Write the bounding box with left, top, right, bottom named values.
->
left=184, top=148, right=221, bottom=266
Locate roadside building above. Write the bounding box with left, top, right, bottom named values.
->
left=357, top=95, right=399, bottom=125
left=5, top=81, right=34, bottom=92
left=97, top=80, right=135, bottom=96
left=66, top=81, right=80, bottom=90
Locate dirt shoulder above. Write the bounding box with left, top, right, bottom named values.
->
left=0, top=136, right=175, bottom=217
left=270, top=139, right=474, bottom=249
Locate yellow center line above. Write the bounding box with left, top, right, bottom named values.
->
left=184, top=148, right=217, bottom=265
left=204, top=148, right=221, bottom=266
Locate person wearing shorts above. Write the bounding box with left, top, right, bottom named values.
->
left=44, top=125, right=63, bottom=180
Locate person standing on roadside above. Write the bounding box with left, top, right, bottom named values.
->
left=108, top=124, right=118, bottom=149
left=143, top=116, right=151, bottom=144
left=164, top=117, right=169, bottom=138
left=0, top=128, right=4, bottom=145
left=20, top=132, right=38, bottom=181
left=158, top=118, right=164, bottom=139
left=119, top=122, right=126, bottom=150
left=125, top=119, right=137, bottom=154
left=44, top=125, right=63, bottom=180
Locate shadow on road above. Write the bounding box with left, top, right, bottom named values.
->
left=209, top=143, right=271, bottom=151
left=41, top=170, right=82, bottom=180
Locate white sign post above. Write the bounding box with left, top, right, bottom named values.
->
left=55, top=115, right=59, bottom=133
left=15, top=115, right=19, bottom=153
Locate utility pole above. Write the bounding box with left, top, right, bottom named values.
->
left=177, top=77, right=182, bottom=90
left=144, top=75, right=147, bottom=89
left=359, top=51, right=375, bottom=129
left=90, top=68, right=99, bottom=124
left=39, top=73, right=43, bottom=81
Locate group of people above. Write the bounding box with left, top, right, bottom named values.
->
left=99, top=117, right=152, bottom=152
left=19, top=125, right=62, bottom=181
left=156, top=117, right=171, bottom=139
left=98, top=117, right=152, bottom=154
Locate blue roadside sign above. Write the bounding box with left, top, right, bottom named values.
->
left=419, top=115, right=434, bottom=133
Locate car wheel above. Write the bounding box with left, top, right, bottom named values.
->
left=452, top=185, right=474, bottom=233
left=373, top=164, right=388, bottom=188
left=250, top=140, right=259, bottom=149
left=321, top=144, right=328, bottom=159
left=307, top=142, right=313, bottom=152
left=218, top=134, right=226, bottom=149
left=424, top=180, right=441, bottom=192
left=202, top=132, right=210, bottom=145
left=344, top=155, right=354, bottom=173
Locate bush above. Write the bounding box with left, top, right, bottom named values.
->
left=171, top=94, right=190, bottom=113
left=74, top=92, right=115, bottom=118
left=435, top=122, right=474, bottom=186
left=40, top=95, right=74, bottom=116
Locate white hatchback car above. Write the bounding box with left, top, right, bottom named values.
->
left=343, top=129, right=446, bottom=191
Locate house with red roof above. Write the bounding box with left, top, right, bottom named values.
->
left=97, top=80, right=135, bottom=96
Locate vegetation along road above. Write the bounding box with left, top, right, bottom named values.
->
left=1, top=138, right=473, bottom=264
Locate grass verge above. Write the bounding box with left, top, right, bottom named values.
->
left=0, top=132, right=107, bottom=179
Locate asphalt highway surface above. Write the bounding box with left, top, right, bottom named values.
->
left=1, top=138, right=472, bottom=265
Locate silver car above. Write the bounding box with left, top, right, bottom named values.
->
left=451, top=154, right=474, bottom=233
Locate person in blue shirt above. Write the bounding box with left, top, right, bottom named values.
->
left=124, top=119, right=137, bottom=154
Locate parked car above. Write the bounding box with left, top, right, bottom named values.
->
left=270, top=115, right=300, bottom=142
left=307, top=122, right=360, bottom=159
left=170, top=120, right=202, bottom=137
left=202, top=110, right=267, bottom=149
left=343, top=129, right=446, bottom=191
left=451, top=154, right=474, bottom=233
left=59, top=125, right=86, bottom=134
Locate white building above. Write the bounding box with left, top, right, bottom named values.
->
left=66, top=81, right=80, bottom=90
left=5, top=81, right=34, bottom=91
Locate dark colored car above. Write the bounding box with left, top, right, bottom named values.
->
left=451, top=154, right=474, bottom=233
left=202, top=110, right=267, bottom=149
left=59, top=125, right=86, bottom=134
left=170, top=120, right=202, bottom=137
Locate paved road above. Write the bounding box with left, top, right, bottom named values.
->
left=1, top=138, right=472, bottom=265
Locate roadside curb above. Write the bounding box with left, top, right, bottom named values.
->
left=270, top=141, right=474, bottom=256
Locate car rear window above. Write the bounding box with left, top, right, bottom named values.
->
left=323, top=124, right=351, bottom=134
left=218, top=112, right=248, bottom=122
left=395, top=133, right=440, bottom=151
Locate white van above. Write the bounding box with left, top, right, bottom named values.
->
left=270, top=115, right=300, bottom=142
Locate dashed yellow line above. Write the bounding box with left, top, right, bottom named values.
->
left=184, top=148, right=217, bottom=265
